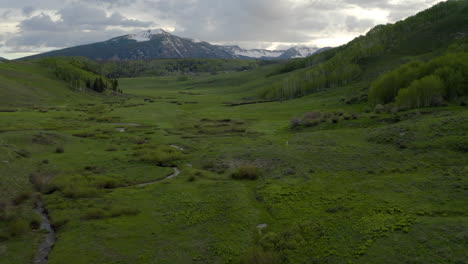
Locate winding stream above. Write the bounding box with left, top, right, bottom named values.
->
left=33, top=152, right=182, bottom=263
left=135, top=167, right=180, bottom=187
left=33, top=141, right=184, bottom=262
left=33, top=200, right=55, bottom=264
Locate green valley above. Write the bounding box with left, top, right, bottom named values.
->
left=0, top=1, right=467, bottom=264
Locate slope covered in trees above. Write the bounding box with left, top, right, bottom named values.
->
left=0, top=58, right=120, bottom=106
left=369, top=52, right=468, bottom=109
left=38, top=58, right=121, bottom=93
left=259, top=0, right=468, bottom=101
left=97, top=58, right=269, bottom=78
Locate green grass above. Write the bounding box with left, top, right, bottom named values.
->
left=0, top=56, right=467, bottom=264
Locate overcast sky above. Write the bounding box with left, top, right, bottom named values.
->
left=0, top=0, right=443, bottom=59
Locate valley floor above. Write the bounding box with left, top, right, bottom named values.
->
left=1, top=71, right=467, bottom=264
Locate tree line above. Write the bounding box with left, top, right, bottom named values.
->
left=368, top=52, right=467, bottom=109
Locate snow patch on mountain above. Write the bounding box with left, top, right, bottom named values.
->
left=235, top=49, right=284, bottom=58
left=294, top=47, right=319, bottom=57
left=127, top=29, right=165, bottom=42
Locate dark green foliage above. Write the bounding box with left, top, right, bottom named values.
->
left=369, top=52, right=468, bottom=109
left=98, top=58, right=264, bottom=78
left=231, top=165, right=261, bottom=180
left=290, top=111, right=358, bottom=129
left=37, top=57, right=113, bottom=92
left=396, top=75, right=445, bottom=109
left=55, top=147, right=64, bottom=153
left=12, top=192, right=31, bottom=206
left=7, top=219, right=29, bottom=237
left=241, top=247, right=280, bottom=264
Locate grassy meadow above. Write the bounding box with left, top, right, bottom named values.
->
left=0, top=58, right=466, bottom=264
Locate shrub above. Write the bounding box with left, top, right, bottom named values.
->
left=374, top=104, right=385, bottom=113
left=51, top=216, right=69, bottom=230
left=241, top=247, right=280, bottom=264
left=55, top=147, right=64, bottom=153
left=30, top=171, right=55, bottom=194
left=12, top=192, right=31, bottom=206
left=302, top=111, right=322, bottom=127
left=231, top=165, right=261, bottom=180
left=8, top=219, right=29, bottom=237
left=82, top=208, right=106, bottom=220
left=109, top=207, right=140, bottom=217
left=94, top=177, right=119, bottom=189
left=15, top=149, right=31, bottom=158
left=136, top=147, right=183, bottom=166
left=62, top=185, right=98, bottom=199
left=177, top=76, right=189, bottom=81
left=106, top=146, right=118, bottom=151
left=30, top=214, right=41, bottom=229
left=289, top=117, right=301, bottom=129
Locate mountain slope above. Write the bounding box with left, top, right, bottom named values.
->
left=19, top=30, right=322, bottom=61
left=260, top=0, right=468, bottom=100
left=0, top=59, right=114, bottom=106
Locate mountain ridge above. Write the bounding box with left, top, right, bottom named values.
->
left=19, top=29, right=325, bottom=61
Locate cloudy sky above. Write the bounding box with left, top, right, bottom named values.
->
left=0, top=0, right=443, bottom=59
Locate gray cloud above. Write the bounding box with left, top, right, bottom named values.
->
left=7, top=2, right=152, bottom=48
left=0, top=0, right=444, bottom=59
left=21, top=6, right=35, bottom=16
left=345, top=16, right=376, bottom=32
left=147, top=0, right=330, bottom=43
left=1, top=10, right=13, bottom=19
left=85, top=0, right=137, bottom=7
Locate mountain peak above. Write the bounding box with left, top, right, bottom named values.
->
left=126, top=29, right=169, bottom=42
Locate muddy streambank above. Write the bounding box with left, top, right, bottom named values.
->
left=33, top=199, right=55, bottom=264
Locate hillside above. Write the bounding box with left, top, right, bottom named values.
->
left=260, top=0, right=468, bottom=101
left=18, top=29, right=322, bottom=61
left=0, top=59, right=119, bottom=107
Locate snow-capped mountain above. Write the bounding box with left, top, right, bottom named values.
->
left=20, top=29, right=325, bottom=61
left=219, top=45, right=285, bottom=59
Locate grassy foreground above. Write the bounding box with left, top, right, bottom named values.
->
left=0, top=61, right=467, bottom=264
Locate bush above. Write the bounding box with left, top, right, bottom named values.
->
left=30, top=214, right=41, bottom=229
left=374, top=104, right=385, bottom=113
left=15, top=149, right=31, bottom=158
left=12, top=192, right=31, bottom=206
left=231, top=166, right=261, bottom=180
left=94, top=176, right=119, bottom=189
left=302, top=111, right=322, bottom=127
left=82, top=208, right=106, bottom=220
left=177, top=76, right=189, bottom=81
left=136, top=147, right=183, bottom=166
left=62, top=185, right=98, bottom=199
left=51, top=216, right=69, bottom=230
left=109, top=207, right=140, bottom=217
left=30, top=171, right=55, bottom=194
left=8, top=219, right=29, bottom=237
left=241, top=247, right=280, bottom=264
left=55, top=147, right=64, bottom=153
left=289, top=117, right=301, bottom=129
